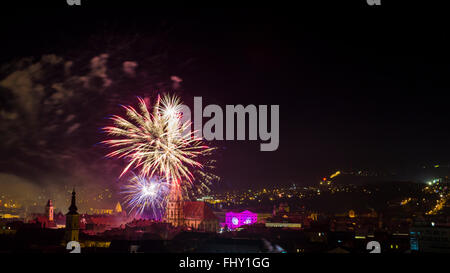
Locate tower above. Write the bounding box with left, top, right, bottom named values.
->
left=114, top=202, right=123, bottom=214
left=65, top=188, right=80, bottom=242
left=166, top=194, right=184, bottom=227
left=45, top=199, right=54, bottom=222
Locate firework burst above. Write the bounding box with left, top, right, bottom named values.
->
left=103, top=94, right=215, bottom=199
left=121, top=173, right=170, bottom=218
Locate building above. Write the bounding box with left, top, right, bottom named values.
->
left=28, top=199, right=57, bottom=229
left=184, top=201, right=219, bottom=232
left=273, top=203, right=290, bottom=215
left=166, top=195, right=184, bottom=227
left=225, top=210, right=258, bottom=229
left=54, top=212, right=66, bottom=228
left=410, top=223, right=450, bottom=253
left=265, top=203, right=309, bottom=229
left=65, top=189, right=80, bottom=242
left=82, top=212, right=128, bottom=235
left=165, top=197, right=219, bottom=233
left=89, top=202, right=126, bottom=215
left=45, top=200, right=54, bottom=222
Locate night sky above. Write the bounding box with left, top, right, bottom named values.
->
left=1, top=5, right=449, bottom=194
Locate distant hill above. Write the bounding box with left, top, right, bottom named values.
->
left=329, top=173, right=420, bottom=186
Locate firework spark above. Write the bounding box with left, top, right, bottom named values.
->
left=103, top=94, right=214, bottom=196
left=122, top=174, right=170, bottom=218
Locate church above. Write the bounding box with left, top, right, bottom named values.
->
left=165, top=196, right=219, bottom=233
left=30, top=199, right=57, bottom=229
left=65, top=188, right=80, bottom=242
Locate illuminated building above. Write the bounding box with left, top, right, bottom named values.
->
left=28, top=199, right=57, bottom=228
left=65, top=189, right=80, bottom=242
left=89, top=202, right=127, bottom=216
left=265, top=203, right=309, bottom=229
left=348, top=210, right=356, bottom=218
left=166, top=195, right=184, bottom=227
left=115, top=202, right=123, bottom=213
left=265, top=222, right=302, bottom=228
left=0, top=213, right=19, bottom=219
left=45, top=199, right=54, bottom=222
left=79, top=202, right=128, bottom=235
left=165, top=197, right=219, bottom=232
left=90, top=208, right=114, bottom=215
left=225, top=210, right=258, bottom=229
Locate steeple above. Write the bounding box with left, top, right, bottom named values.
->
left=67, top=188, right=78, bottom=215
left=65, top=188, right=80, bottom=242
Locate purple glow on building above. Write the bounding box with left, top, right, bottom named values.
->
left=225, top=210, right=257, bottom=229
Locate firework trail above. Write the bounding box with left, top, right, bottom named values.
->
left=103, top=94, right=215, bottom=202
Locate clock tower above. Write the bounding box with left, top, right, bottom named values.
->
left=45, top=199, right=54, bottom=222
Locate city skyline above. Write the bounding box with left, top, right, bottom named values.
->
left=1, top=3, right=450, bottom=257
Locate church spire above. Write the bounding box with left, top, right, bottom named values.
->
left=67, top=188, right=78, bottom=215
left=65, top=187, right=80, bottom=242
